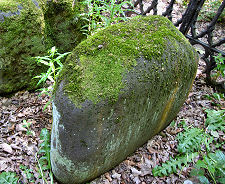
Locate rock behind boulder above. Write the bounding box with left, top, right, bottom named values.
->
left=51, top=15, right=198, bottom=184
left=0, top=0, right=47, bottom=95
left=0, top=0, right=86, bottom=95
left=40, top=0, right=87, bottom=52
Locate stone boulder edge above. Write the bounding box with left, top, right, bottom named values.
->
left=0, top=0, right=48, bottom=95
left=51, top=15, right=199, bottom=184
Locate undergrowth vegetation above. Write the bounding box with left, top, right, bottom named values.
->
left=34, top=46, right=70, bottom=110
left=198, top=0, right=225, bottom=22
left=181, top=0, right=225, bottom=22
left=212, top=54, right=225, bottom=80
left=79, top=0, right=133, bottom=35
left=0, top=129, right=52, bottom=184
left=153, top=93, right=225, bottom=184
left=36, top=128, right=53, bottom=184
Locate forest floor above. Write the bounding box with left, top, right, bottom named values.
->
left=0, top=61, right=224, bottom=184
left=0, top=1, right=225, bottom=184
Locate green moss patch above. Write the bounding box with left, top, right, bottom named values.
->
left=57, top=15, right=196, bottom=106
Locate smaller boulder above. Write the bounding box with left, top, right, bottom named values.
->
left=40, top=0, right=87, bottom=52
left=0, top=0, right=48, bottom=95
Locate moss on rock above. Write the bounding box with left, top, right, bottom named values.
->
left=40, top=0, right=87, bottom=52
left=0, top=0, right=49, bottom=95
left=58, top=15, right=197, bottom=107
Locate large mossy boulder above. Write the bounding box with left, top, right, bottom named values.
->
left=51, top=15, right=198, bottom=184
left=0, top=0, right=48, bottom=95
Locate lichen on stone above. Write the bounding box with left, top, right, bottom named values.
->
left=57, top=15, right=197, bottom=107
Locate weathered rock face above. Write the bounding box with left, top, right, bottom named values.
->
left=0, top=0, right=48, bottom=95
left=51, top=15, right=198, bottom=184
left=0, top=0, right=86, bottom=95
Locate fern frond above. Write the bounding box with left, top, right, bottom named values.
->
left=205, top=109, right=225, bottom=132
left=177, top=128, right=205, bottom=153
left=152, top=152, right=199, bottom=177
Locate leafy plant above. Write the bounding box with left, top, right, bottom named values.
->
left=191, top=150, right=225, bottom=184
left=153, top=108, right=224, bottom=183
left=180, top=0, right=190, bottom=7
left=79, top=0, right=133, bottom=35
left=198, top=0, right=225, bottom=22
left=20, top=165, right=35, bottom=183
left=205, top=109, right=225, bottom=132
left=152, top=126, right=211, bottom=177
left=34, top=46, right=70, bottom=110
left=0, top=172, right=19, bottom=184
left=212, top=54, right=225, bottom=79
left=36, top=128, right=53, bottom=184
left=177, top=127, right=213, bottom=153
left=22, top=119, right=34, bottom=136
left=204, top=92, right=225, bottom=107
left=152, top=152, right=199, bottom=177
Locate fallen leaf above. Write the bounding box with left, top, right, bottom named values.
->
left=0, top=143, right=13, bottom=154
left=16, top=124, right=27, bottom=132
left=133, top=176, right=141, bottom=184
left=124, top=160, right=136, bottom=167
left=11, top=144, right=22, bottom=150
left=0, top=160, right=7, bottom=171
left=111, top=172, right=121, bottom=179
left=17, top=112, right=25, bottom=117
left=131, top=167, right=142, bottom=177
left=105, top=172, right=112, bottom=182
left=104, top=179, right=110, bottom=184
left=8, top=123, right=15, bottom=132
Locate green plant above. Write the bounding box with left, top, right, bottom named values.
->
left=34, top=46, right=70, bottom=110
left=177, top=127, right=213, bottom=153
left=205, top=108, right=225, bottom=149
left=191, top=150, right=225, bottom=184
left=198, top=0, right=225, bottom=22
left=213, top=54, right=225, bottom=79
left=20, top=165, right=35, bottom=183
left=204, top=92, right=225, bottom=107
left=22, top=119, right=34, bottom=136
left=0, top=172, right=19, bottom=184
left=152, top=126, right=212, bottom=177
left=181, top=0, right=190, bottom=7
left=36, top=128, right=53, bottom=184
left=153, top=152, right=199, bottom=177
left=152, top=108, right=224, bottom=183
left=205, top=109, right=225, bottom=132
left=79, top=0, right=133, bottom=35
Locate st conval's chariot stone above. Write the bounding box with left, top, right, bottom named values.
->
left=51, top=15, right=199, bottom=184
